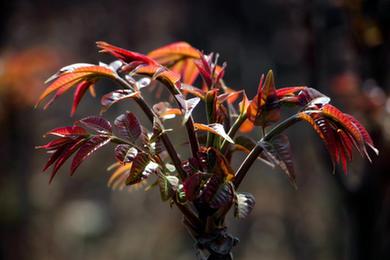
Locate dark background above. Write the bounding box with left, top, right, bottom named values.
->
left=0, top=0, right=390, bottom=259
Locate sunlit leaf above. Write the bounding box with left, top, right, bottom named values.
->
left=45, top=126, right=88, bottom=138
left=37, top=65, right=117, bottom=108
left=159, top=174, right=179, bottom=201
left=148, top=42, right=201, bottom=85
left=193, top=123, right=234, bottom=144
left=247, top=70, right=280, bottom=126
left=180, top=84, right=205, bottom=99
left=115, top=144, right=138, bottom=163
left=175, top=94, right=201, bottom=123
left=100, top=89, right=139, bottom=113
left=108, top=163, right=132, bottom=190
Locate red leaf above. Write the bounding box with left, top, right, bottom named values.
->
left=49, top=138, right=86, bottom=183
left=77, top=116, right=112, bottom=134
left=41, top=142, right=73, bottom=172
left=97, top=41, right=158, bottom=65
left=276, top=86, right=306, bottom=99
left=36, top=137, right=73, bottom=151
left=343, top=113, right=379, bottom=156
left=148, top=42, right=200, bottom=61
left=45, top=126, right=88, bottom=137
left=70, top=136, right=111, bottom=175
left=321, top=104, right=366, bottom=155
left=37, top=64, right=116, bottom=108
left=298, top=112, right=339, bottom=170
left=71, top=80, right=93, bottom=116
left=37, top=72, right=91, bottom=106
left=247, top=70, right=280, bottom=126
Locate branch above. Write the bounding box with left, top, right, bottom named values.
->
left=233, top=114, right=300, bottom=189
left=114, top=76, right=187, bottom=179
left=221, top=113, right=247, bottom=153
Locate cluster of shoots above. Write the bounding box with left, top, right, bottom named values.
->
left=36, top=41, right=378, bottom=258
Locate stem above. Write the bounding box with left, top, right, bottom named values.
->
left=175, top=200, right=201, bottom=229
left=206, top=92, right=216, bottom=148
left=114, top=76, right=202, bottom=230
left=221, top=113, right=247, bottom=153
left=135, top=98, right=187, bottom=178
left=110, top=136, right=148, bottom=154
left=152, top=78, right=202, bottom=167
left=233, top=114, right=300, bottom=189
left=114, top=76, right=187, bottom=178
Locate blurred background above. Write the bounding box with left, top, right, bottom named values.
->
left=0, top=0, right=389, bottom=259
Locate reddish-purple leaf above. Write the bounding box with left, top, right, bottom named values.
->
left=42, top=142, right=73, bottom=172
left=183, top=172, right=202, bottom=201
left=49, top=138, right=87, bottom=183
left=201, top=173, right=224, bottom=204
left=114, top=112, right=142, bottom=142
left=97, top=41, right=158, bottom=65
left=70, top=136, right=111, bottom=175
left=77, top=116, right=112, bottom=134
left=36, top=137, right=73, bottom=151
left=271, top=134, right=296, bottom=187
left=71, top=80, right=93, bottom=116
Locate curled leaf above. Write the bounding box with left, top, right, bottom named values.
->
left=100, top=90, right=139, bottom=113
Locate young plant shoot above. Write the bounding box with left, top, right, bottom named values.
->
left=36, top=42, right=378, bottom=260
